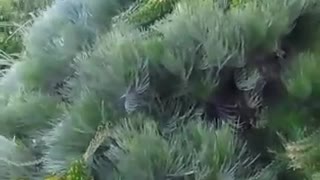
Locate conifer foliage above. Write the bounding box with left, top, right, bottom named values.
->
left=1, top=0, right=320, bottom=179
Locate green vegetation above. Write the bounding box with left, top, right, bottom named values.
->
left=0, top=0, right=320, bottom=179
left=0, top=0, right=52, bottom=71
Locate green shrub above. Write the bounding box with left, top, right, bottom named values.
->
left=0, top=0, right=320, bottom=179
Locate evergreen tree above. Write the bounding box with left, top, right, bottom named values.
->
left=0, top=0, right=320, bottom=179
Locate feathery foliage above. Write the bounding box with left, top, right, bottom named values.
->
left=1, top=0, right=320, bottom=179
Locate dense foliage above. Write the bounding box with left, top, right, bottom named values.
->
left=0, top=0, right=52, bottom=70
left=1, top=0, right=320, bottom=179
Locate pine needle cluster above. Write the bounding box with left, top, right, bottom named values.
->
left=0, top=0, right=320, bottom=179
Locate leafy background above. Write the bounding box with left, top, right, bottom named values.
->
left=0, top=0, right=320, bottom=179
left=0, top=0, right=52, bottom=71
